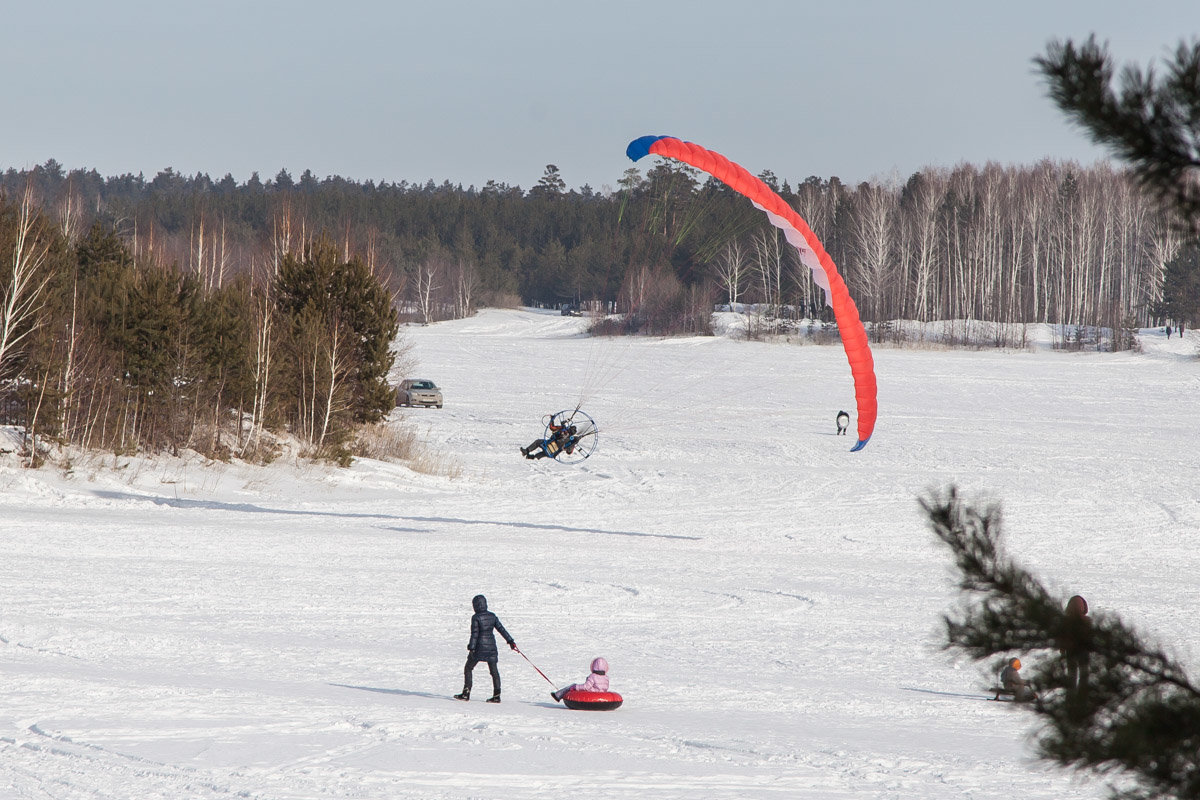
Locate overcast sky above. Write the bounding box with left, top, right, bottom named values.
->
left=3, top=1, right=1195, bottom=191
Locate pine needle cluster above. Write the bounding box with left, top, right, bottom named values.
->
left=923, top=487, right=1200, bottom=800
left=1036, top=36, right=1200, bottom=233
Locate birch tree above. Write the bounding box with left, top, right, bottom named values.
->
left=317, top=316, right=353, bottom=448
left=242, top=259, right=275, bottom=459
left=904, top=170, right=946, bottom=321
left=57, top=178, right=84, bottom=247
left=752, top=228, right=784, bottom=312
left=415, top=256, right=443, bottom=325
left=712, top=239, right=748, bottom=308
left=452, top=258, right=478, bottom=320
left=0, top=183, right=53, bottom=379
left=848, top=181, right=897, bottom=322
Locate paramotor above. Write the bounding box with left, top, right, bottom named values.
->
left=523, top=409, right=599, bottom=464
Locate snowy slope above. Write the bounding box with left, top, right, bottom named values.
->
left=1, top=309, right=1198, bottom=799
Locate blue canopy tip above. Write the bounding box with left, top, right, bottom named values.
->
left=850, top=437, right=870, bottom=452
left=626, top=135, right=668, bottom=162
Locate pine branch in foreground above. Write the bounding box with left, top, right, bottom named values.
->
left=1035, top=36, right=1200, bottom=232
left=922, top=486, right=1200, bottom=800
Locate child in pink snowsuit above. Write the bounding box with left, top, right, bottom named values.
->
left=551, top=657, right=610, bottom=702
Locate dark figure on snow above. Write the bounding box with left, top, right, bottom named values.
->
left=1000, top=656, right=1038, bottom=703
left=1166, top=325, right=1173, bottom=339
left=455, top=594, right=516, bottom=702
left=836, top=410, right=850, bottom=436
left=522, top=416, right=577, bottom=460
left=1058, top=594, right=1092, bottom=701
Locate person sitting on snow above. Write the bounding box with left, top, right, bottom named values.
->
left=522, top=415, right=577, bottom=459
left=551, top=657, right=610, bottom=702
left=1000, top=656, right=1037, bottom=702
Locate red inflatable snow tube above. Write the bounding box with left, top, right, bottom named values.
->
left=562, top=690, right=623, bottom=711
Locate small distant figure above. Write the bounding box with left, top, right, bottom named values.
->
left=454, top=594, right=517, bottom=703
left=1181, top=322, right=1186, bottom=337
left=551, top=657, right=610, bottom=702
left=999, top=656, right=1038, bottom=703
left=1166, top=325, right=1173, bottom=339
left=835, top=410, right=850, bottom=436
left=1058, top=594, right=1092, bottom=698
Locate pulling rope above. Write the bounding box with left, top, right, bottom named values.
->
left=513, top=646, right=559, bottom=690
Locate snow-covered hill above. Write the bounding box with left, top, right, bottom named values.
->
left=2, top=309, right=1197, bottom=799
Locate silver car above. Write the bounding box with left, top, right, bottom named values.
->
left=396, top=379, right=443, bottom=408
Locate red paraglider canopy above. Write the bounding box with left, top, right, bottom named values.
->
left=627, top=135, right=878, bottom=451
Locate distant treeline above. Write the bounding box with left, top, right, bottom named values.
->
left=3, top=157, right=1197, bottom=460
left=3, top=158, right=1200, bottom=462
left=3, top=158, right=1196, bottom=337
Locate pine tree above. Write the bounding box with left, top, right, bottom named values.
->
left=1160, top=241, right=1200, bottom=328
left=1035, top=36, right=1200, bottom=232
left=274, top=237, right=398, bottom=450
left=531, top=164, right=566, bottom=196
left=923, top=486, right=1200, bottom=800
left=193, top=276, right=258, bottom=456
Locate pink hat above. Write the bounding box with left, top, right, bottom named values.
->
left=590, top=657, right=609, bottom=674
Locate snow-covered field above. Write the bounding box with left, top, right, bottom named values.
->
left=2, top=309, right=1198, bottom=800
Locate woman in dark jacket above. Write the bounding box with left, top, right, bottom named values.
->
left=1058, top=594, right=1092, bottom=697
left=454, top=595, right=516, bottom=702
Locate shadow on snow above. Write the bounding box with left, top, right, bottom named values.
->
left=380, top=516, right=700, bottom=541
left=90, top=490, right=700, bottom=541
left=331, top=683, right=561, bottom=709
left=91, top=490, right=393, bottom=519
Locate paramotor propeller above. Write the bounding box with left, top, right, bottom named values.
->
left=540, top=408, right=599, bottom=464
